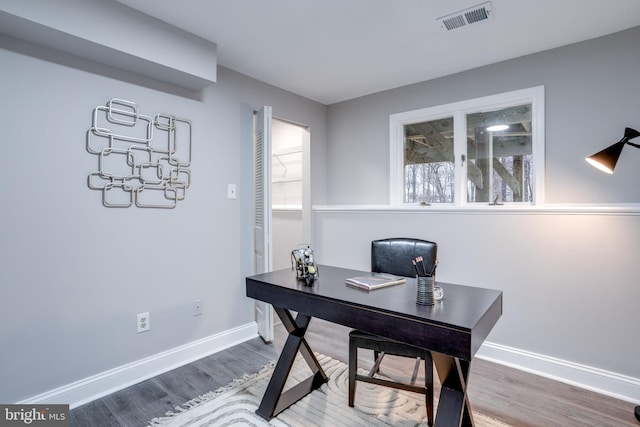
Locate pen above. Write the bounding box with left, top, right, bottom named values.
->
left=416, top=256, right=427, bottom=277
left=429, top=259, right=438, bottom=277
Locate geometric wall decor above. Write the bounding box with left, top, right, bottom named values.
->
left=87, top=98, right=192, bottom=208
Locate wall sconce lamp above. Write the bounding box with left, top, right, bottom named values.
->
left=585, top=127, right=640, bottom=174
left=586, top=127, right=640, bottom=423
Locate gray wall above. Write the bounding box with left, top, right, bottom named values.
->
left=314, top=209, right=639, bottom=393
left=316, top=26, right=640, bottom=402
left=0, top=35, right=326, bottom=403
left=326, top=26, right=640, bottom=205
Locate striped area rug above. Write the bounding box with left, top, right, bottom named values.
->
left=147, top=353, right=510, bottom=426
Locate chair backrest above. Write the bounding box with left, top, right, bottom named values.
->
left=371, top=238, right=437, bottom=278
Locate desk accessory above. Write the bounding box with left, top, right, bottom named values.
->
left=414, top=257, right=442, bottom=305
left=416, top=275, right=435, bottom=305
left=290, top=245, right=318, bottom=286
left=345, top=273, right=405, bottom=290
left=433, top=285, right=444, bottom=301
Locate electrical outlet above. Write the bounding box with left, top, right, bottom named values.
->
left=137, top=312, right=150, bottom=333
left=193, top=299, right=203, bottom=316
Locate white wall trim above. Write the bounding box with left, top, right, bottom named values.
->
left=19, top=322, right=258, bottom=409
left=313, top=203, right=640, bottom=216
left=477, top=341, right=640, bottom=405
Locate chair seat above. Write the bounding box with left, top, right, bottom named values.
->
left=348, top=330, right=430, bottom=358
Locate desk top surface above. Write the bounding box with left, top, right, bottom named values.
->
left=246, top=265, right=502, bottom=333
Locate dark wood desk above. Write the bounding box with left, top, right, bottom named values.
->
left=246, top=265, right=502, bottom=427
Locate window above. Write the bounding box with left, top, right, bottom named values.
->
left=390, top=86, right=544, bottom=206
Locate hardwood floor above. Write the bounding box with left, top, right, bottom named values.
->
left=71, top=319, right=638, bottom=426
left=70, top=337, right=279, bottom=426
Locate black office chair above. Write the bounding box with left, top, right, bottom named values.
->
left=348, top=238, right=437, bottom=426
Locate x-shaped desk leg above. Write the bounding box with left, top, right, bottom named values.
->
left=433, top=352, right=475, bottom=427
left=256, top=306, right=328, bottom=420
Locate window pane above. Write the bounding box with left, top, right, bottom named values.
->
left=466, top=104, right=533, bottom=203
left=403, top=118, right=455, bottom=203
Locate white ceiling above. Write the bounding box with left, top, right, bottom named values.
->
left=116, top=0, right=640, bottom=105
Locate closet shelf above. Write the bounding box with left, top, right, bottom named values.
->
left=273, top=176, right=302, bottom=183
left=273, top=147, right=302, bottom=156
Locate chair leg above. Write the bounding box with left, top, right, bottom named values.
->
left=425, top=355, right=433, bottom=427
left=350, top=334, right=434, bottom=426
left=348, top=336, right=357, bottom=407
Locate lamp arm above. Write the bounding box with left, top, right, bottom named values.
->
left=627, top=142, right=640, bottom=149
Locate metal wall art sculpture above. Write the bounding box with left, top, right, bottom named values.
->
left=87, top=98, right=192, bottom=208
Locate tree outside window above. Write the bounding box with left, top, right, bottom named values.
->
left=391, top=86, right=544, bottom=207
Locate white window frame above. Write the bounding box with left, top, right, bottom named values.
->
left=390, top=86, right=545, bottom=207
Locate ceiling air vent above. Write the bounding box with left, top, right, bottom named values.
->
left=437, top=1, right=493, bottom=31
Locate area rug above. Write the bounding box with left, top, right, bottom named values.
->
left=147, top=353, right=510, bottom=426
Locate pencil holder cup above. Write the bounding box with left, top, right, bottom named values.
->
left=416, top=275, right=435, bottom=306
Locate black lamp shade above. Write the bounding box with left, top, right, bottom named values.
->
left=586, top=127, right=640, bottom=174
left=585, top=141, right=626, bottom=174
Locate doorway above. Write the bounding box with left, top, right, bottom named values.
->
left=253, top=108, right=311, bottom=342
left=271, top=118, right=311, bottom=270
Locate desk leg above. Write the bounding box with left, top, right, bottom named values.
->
left=432, top=353, right=474, bottom=427
left=255, top=306, right=328, bottom=420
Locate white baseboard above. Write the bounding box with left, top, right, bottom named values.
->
left=19, top=322, right=259, bottom=409
left=477, top=341, right=640, bottom=405
left=19, top=326, right=639, bottom=409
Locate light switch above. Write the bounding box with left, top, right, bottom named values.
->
left=227, top=184, right=237, bottom=199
